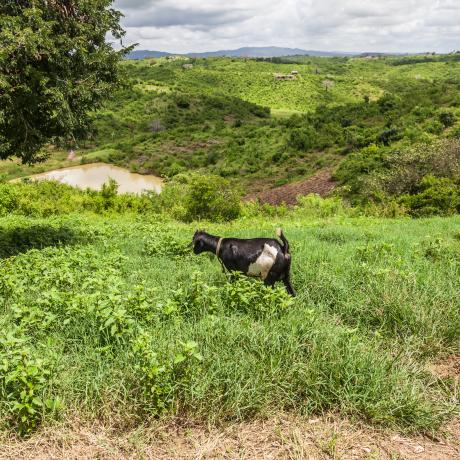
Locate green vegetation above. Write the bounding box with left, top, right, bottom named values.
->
left=0, top=181, right=459, bottom=435
left=43, top=53, right=458, bottom=202
left=1, top=52, right=460, bottom=438
left=2, top=53, right=460, bottom=211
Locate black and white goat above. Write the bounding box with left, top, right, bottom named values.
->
left=192, top=229, right=296, bottom=296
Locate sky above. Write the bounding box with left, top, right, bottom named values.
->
left=113, top=0, right=460, bottom=54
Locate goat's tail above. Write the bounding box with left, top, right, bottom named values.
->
left=276, top=228, right=290, bottom=258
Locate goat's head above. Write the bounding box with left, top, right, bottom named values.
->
left=192, top=230, right=207, bottom=254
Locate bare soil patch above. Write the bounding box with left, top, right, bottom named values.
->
left=1, top=416, right=458, bottom=460
left=246, top=170, right=337, bottom=206
left=429, top=355, right=460, bottom=381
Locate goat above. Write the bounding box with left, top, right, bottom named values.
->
left=192, top=228, right=296, bottom=296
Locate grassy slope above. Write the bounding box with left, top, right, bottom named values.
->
left=1, top=212, right=459, bottom=434
left=92, top=56, right=460, bottom=193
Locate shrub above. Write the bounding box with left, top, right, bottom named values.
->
left=439, top=111, right=455, bottom=128
left=288, top=127, right=316, bottom=150
left=223, top=273, right=293, bottom=317
left=377, top=94, right=400, bottom=112
left=296, top=194, right=347, bottom=217
left=175, top=94, right=190, bottom=109
left=0, top=181, right=155, bottom=217
left=0, top=223, right=80, bottom=258
left=143, top=232, right=191, bottom=257
left=0, top=330, right=60, bottom=434
left=377, top=128, right=400, bottom=146
left=426, top=119, right=444, bottom=134
left=400, top=175, right=460, bottom=216
left=101, top=178, right=119, bottom=209
left=183, top=174, right=241, bottom=222
left=132, top=333, right=203, bottom=415
left=0, top=184, right=19, bottom=216
left=381, top=140, right=460, bottom=196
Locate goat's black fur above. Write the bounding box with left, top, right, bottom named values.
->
left=192, top=229, right=296, bottom=296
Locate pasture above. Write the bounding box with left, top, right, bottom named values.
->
left=1, top=210, right=459, bottom=441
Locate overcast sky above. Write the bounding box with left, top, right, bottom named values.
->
left=113, top=0, right=460, bottom=53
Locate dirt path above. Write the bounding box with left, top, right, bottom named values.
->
left=245, top=170, right=337, bottom=206
left=1, top=416, right=459, bottom=459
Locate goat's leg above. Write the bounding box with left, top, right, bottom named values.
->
left=283, top=276, right=296, bottom=297
left=264, top=278, right=276, bottom=289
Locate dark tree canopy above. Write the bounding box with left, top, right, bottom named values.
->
left=0, top=0, right=131, bottom=163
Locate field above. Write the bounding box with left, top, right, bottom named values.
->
left=0, top=201, right=459, bottom=455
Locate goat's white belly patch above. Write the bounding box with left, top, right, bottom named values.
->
left=248, top=244, right=278, bottom=280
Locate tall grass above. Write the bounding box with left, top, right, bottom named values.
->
left=1, top=213, right=458, bottom=435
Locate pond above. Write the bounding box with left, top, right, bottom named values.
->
left=22, top=163, right=163, bottom=194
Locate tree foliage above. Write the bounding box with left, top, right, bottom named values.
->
left=0, top=0, right=130, bottom=163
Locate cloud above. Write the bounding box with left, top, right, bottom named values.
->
left=113, top=0, right=460, bottom=53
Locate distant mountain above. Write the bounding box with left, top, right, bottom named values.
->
left=126, top=50, right=172, bottom=59
left=185, top=47, right=357, bottom=58
left=125, top=46, right=359, bottom=60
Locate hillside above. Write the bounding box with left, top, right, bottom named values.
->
left=75, top=55, right=460, bottom=199
left=2, top=54, right=460, bottom=207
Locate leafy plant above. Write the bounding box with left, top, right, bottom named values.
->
left=143, top=233, right=191, bottom=258
left=0, top=330, right=60, bottom=434
left=223, top=273, right=293, bottom=317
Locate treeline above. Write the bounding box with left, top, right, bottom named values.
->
left=390, top=53, right=460, bottom=66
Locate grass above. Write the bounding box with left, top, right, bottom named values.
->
left=0, top=211, right=458, bottom=435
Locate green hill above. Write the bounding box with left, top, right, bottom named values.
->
left=2, top=54, right=460, bottom=205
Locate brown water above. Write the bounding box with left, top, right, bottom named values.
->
left=24, top=163, right=163, bottom=194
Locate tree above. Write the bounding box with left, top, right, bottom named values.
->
left=0, top=1, right=132, bottom=163
left=322, top=79, right=334, bottom=92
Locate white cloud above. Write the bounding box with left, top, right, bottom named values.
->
left=113, top=0, right=460, bottom=53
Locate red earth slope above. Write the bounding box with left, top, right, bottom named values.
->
left=246, top=169, right=337, bottom=206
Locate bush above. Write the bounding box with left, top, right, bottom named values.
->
left=400, top=175, right=460, bottom=216
left=377, top=128, right=400, bottom=146
left=142, top=232, right=191, bottom=257
left=426, top=119, right=444, bottom=134
left=288, top=127, right=316, bottom=150
left=175, top=94, right=190, bottom=109
left=378, top=94, right=400, bottom=112
left=0, top=181, right=155, bottom=217
left=296, top=194, right=348, bottom=217
left=183, top=174, right=241, bottom=222
left=439, top=111, right=455, bottom=128
left=334, top=144, right=385, bottom=196
left=0, top=184, right=19, bottom=216
left=339, top=139, right=460, bottom=215
left=0, top=330, right=60, bottom=434
left=380, top=140, right=460, bottom=196
left=223, top=273, right=293, bottom=317
left=0, top=223, right=80, bottom=258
